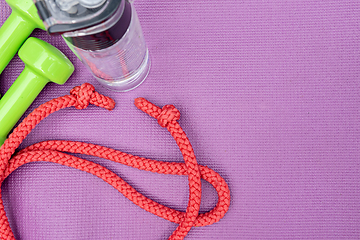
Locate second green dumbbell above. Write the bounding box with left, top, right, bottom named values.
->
left=0, top=37, right=74, bottom=146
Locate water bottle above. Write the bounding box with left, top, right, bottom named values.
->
left=34, top=0, right=150, bottom=92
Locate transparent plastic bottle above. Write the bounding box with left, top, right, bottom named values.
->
left=35, top=0, right=150, bottom=92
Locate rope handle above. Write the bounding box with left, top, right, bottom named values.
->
left=0, top=83, right=230, bottom=240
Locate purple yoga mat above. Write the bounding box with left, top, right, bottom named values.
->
left=0, top=0, right=359, bottom=239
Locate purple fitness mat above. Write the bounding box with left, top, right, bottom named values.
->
left=0, top=0, right=359, bottom=239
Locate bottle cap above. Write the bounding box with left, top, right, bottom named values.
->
left=33, top=0, right=122, bottom=34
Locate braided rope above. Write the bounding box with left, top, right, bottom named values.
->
left=0, top=83, right=230, bottom=240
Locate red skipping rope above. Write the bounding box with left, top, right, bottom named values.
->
left=0, top=83, right=230, bottom=240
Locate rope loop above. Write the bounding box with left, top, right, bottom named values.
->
left=158, top=105, right=181, bottom=128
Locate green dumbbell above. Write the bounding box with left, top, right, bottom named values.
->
left=0, top=37, right=74, bottom=146
left=0, top=0, right=45, bottom=74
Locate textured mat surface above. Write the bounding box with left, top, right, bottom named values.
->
left=0, top=0, right=359, bottom=239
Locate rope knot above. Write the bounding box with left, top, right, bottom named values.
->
left=69, top=83, right=115, bottom=110
left=70, top=83, right=95, bottom=110
left=157, top=105, right=180, bottom=128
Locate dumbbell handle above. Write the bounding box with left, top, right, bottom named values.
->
left=0, top=67, right=48, bottom=145
left=0, top=2, right=44, bottom=74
